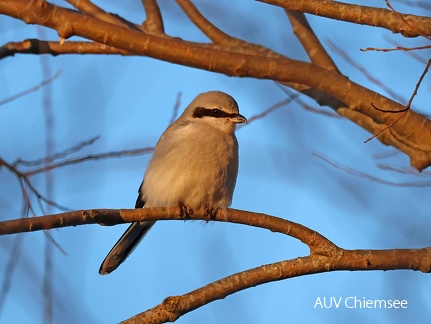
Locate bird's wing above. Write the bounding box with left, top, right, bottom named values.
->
left=99, top=182, right=155, bottom=275
left=135, top=182, right=145, bottom=208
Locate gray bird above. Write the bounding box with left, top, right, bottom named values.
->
left=99, top=91, right=246, bottom=274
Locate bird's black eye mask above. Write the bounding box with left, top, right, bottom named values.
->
left=193, top=107, right=237, bottom=119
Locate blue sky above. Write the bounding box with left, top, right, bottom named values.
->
left=1, top=1, right=430, bottom=323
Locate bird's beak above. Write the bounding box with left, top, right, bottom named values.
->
left=232, top=113, right=247, bottom=124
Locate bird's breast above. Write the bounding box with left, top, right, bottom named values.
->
left=141, top=123, right=239, bottom=209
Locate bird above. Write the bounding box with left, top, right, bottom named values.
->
left=99, top=90, right=247, bottom=275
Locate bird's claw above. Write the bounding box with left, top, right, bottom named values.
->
left=178, top=202, right=193, bottom=218
left=204, top=205, right=218, bottom=220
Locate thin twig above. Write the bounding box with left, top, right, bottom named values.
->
left=13, top=136, right=100, bottom=167
left=314, top=152, right=431, bottom=187
left=43, top=231, right=68, bottom=256
left=0, top=159, right=72, bottom=211
left=276, top=84, right=341, bottom=118
left=360, top=45, right=431, bottom=53
left=383, top=36, right=429, bottom=64
left=237, top=98, right=293, bottom=129
left=392, top=0, right=431, bottom=10
left=385, top=0, right=431, bottom=40
left=24, top=147, right=154, bottom=176
left=365, top=58, right=431, bottom=143
left=326, top=39, right=406, bottom=103
left=66, top=0, right=131, bottom=28
left=169, top=92, right=182, bottom=125
left=0, top=235, right=23, bottom=316
left=377, top=164, right=431, bottom=176
left=0, top=71, right=62, bottom=106
left=373, top=150, right=401, bottom=159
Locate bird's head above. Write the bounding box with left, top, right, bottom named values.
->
left=180, top=91, right=247, bottom=133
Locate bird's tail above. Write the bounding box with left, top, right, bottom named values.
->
left=99, top=221, right=155, bottom=275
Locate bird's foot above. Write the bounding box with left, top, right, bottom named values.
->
left=178, top=202, right=193, bottom=218
left=204, top=205, right=218, bottom=221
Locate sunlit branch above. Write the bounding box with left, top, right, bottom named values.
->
left=0, top=207, right=429, bottom=323
left=259, top=0, right=431, bottom=37
left=141, top=0, right=164, bottom=34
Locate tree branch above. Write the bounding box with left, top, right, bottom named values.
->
left=0, top=39, right=133, bottom=57
left=259, top=0, right=431, bottom=37
left=285, top=11, right=339, bottom=72
left=0, top=207, right=429, bottom=323
left=141, top=0, right=164, bottom=34
left=176, top=0, right=234, bottom=44
left=65, top=0, right=131, bottom=28
left=123, top=247, right=430, bottom=324
left=1, top=0, right=430, bottom=171
left=0, top=70, right=61, bottom=105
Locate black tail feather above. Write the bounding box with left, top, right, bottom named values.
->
left=99, top=220, right=155, bottom=275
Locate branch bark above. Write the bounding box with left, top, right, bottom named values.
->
left=259, top=0, right=431, bottom=37
left=1, top=0, right=430, bottom=170
left=0, top=39, right=132, bottom=57
left=1, top=208, right=430, bottom=323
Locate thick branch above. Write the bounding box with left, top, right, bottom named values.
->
left=0, top=208, right=331, bottom=252
left=123, top=248, right=431, bottom=323
left=0, top=40, right=132, bottom=57
left=1, top=208, right=429, bottom=324
left=176, top=0, right=234, bottom=44
left=1, top=0, right=430, bottom=170
left=66, top=0, right=130, bottom=28
left=141, top=0, right=164, bottom=34
left=259, top=0, right=431, bottom=37
left=286, top=11, right=339, bottom=72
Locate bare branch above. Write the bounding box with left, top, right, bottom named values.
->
left=0, top=0, right=430, bottom=171
left=382, top=36, right=430, bottom=64
left=313, top=152, right=431, bottom=187
left=365, top=58, right=431, bottom=142
left=141, top=0, right=164, bottom=34
left=0, top=208, right=329, bottom=248
left=0, top=40, right=133, bottom=58
left=168, top=92, right=182, bottom=125
left=275, top=84, right=341, bottom=118
left=385, top=0, right=431, bottom=40
left=0, top=207, right=429, bottom=323
left=360, top=44, right=431, bottom=53
left=373, top=150, right=401, bottom=160
left=326, top=39, right=407, bottom=103
left=123, top=247, right=430, bottom=323
left=176, top=0, right=347, bottom=112
left=0, top=159, right=72, bottom=211
left=259, top=0, right=431, bottom=37
left=176, top=0, right=234, bottom=44
left=0, top=71, right=62, bottom=106
left=285, top=11, right=339, bottom=72
left=377, top=164, right=431, bottom=176
left=405, top=58, right=431, bottom=109
left=24, top=147, right=154, bottom=176
left=237, top=97, right=293, bottom=130
left=392, top=0, right=431, bottom=10
left=14, top=136, right=100, bottom=167
left=0, top=235, right=23, bottom=315
left=66, top=0, right=134, bottom=29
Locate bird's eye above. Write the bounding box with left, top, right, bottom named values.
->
left=212, top=108, right=222, bottom=115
